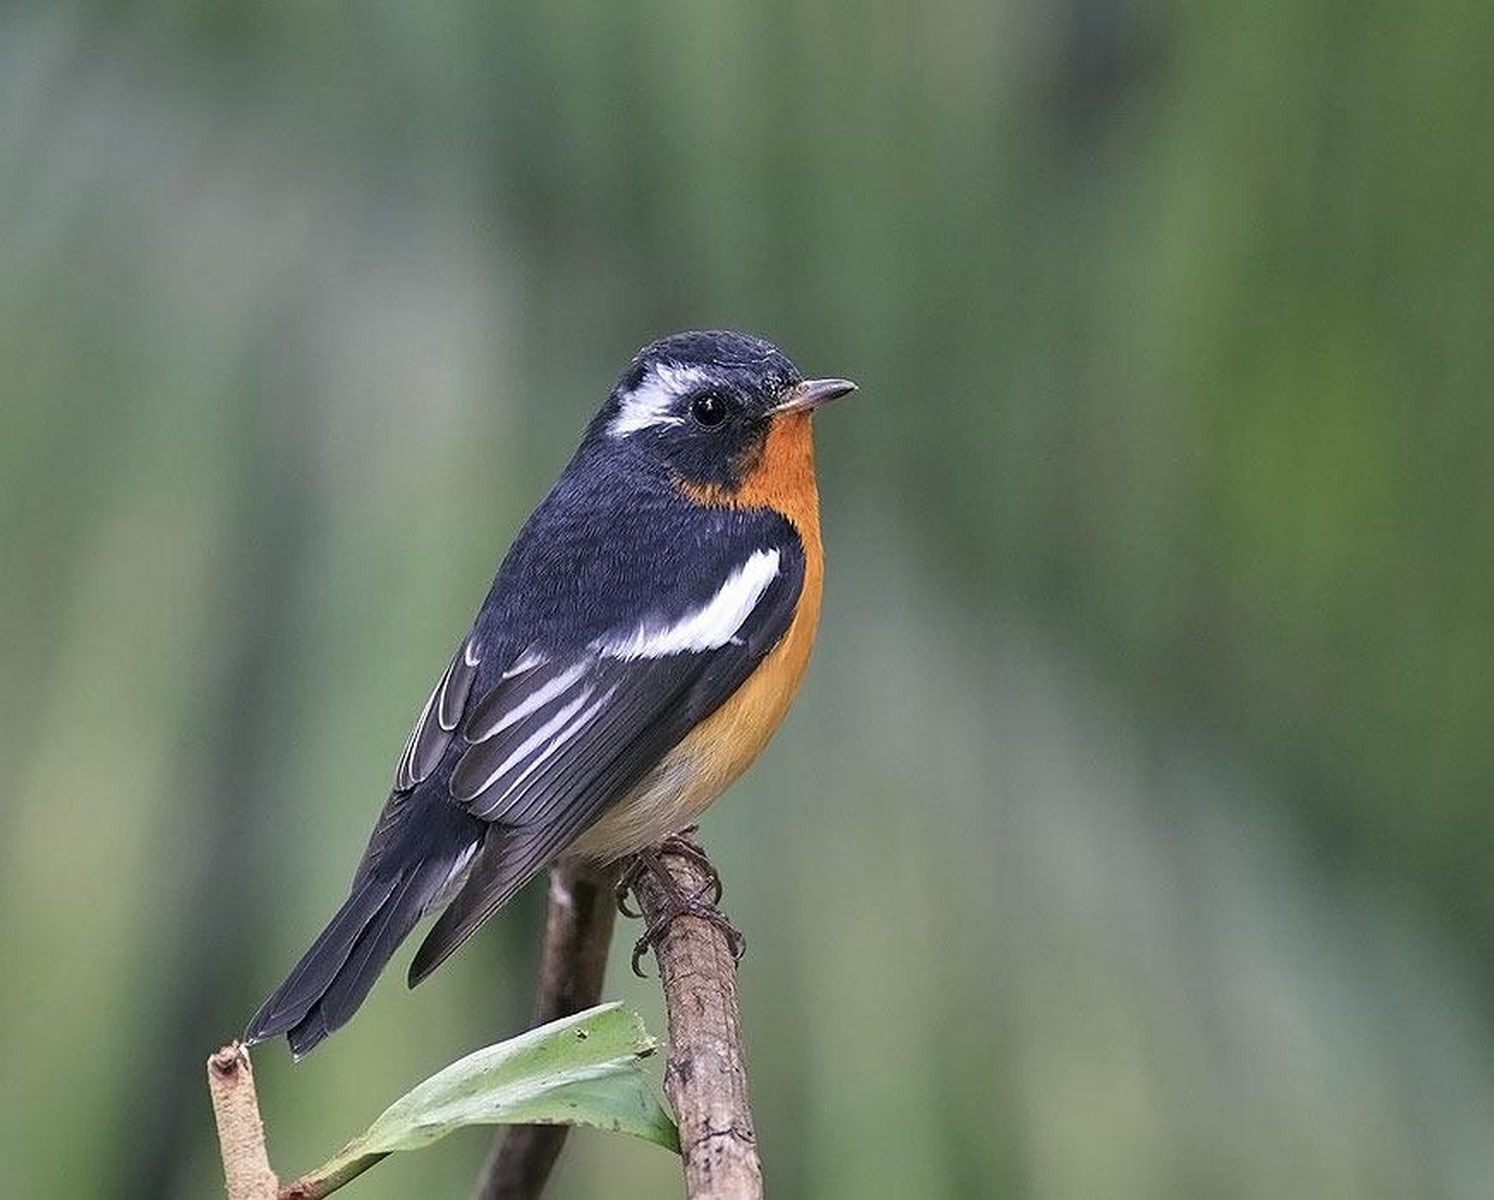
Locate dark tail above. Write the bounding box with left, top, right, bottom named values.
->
left=245, top=807, right=482, bottom=1058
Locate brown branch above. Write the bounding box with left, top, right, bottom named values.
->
left=632, top=834, right=763, bottom=1200
left=215, top=841, right=756, bottom=1200
left=211, top=860, right=628, bottom=1200
left=473, top=859, right=618, bottom=1200
left=207, top=1045, right=279, bottom=1200
left=208, top=1043, right=388, bottom=1200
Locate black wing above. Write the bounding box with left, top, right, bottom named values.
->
left=404, top=532, right=805, bottom=983
left=343, top=631, right=481, bottom=896
left=249, top=456, right=812, bottom=1055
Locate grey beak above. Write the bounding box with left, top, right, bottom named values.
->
left=772, top=377, right=859, bottom=415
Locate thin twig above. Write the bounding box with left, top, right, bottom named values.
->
left=474, top=859, right=618, bottom=1200
left=208, top=1043, right=387, bottom=1200
left=633, top=834, right=763, bottom=1200
left=207, top=1045, right=279, bottom=1200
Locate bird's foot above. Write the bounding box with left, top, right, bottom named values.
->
left=630, top=890, right=746, bottom=977
left=617, top=833, right=743, bottom=977
left=614, top=826, right=723, bottom=917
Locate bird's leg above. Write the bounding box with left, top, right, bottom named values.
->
left=621, top=834, right=744, bottom=977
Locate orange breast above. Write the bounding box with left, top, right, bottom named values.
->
left=675, top=410, right=823, bottom=792
left=568, top=412, right=823, bottom=862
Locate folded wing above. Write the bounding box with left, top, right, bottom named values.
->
left=406, top=539, right=804, bottom=983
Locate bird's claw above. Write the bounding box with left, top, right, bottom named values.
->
left=614, top=858, right=646, bottom=918
left=618, top=831, right=742, bottom=976
left=629, top=887, right=746, bottom=977
left=656, top=829, right=724, bottom=905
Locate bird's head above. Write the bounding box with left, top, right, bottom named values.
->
left=592, top=330, right=856, bottom=497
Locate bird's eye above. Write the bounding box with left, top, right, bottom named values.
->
left=690, top=391, right=730, bottom=428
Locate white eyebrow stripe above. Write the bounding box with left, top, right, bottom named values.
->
left=595, top=548, right=781, bottom=660
left=609, top=362, right=716, bottom=437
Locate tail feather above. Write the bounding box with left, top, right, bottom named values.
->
left=407, top=829, right=545, bottom=988
left=244, top=872, right=400, bottom=1045
left=282, top=870, right=427, bottom=1057
left=315, top=863, right=444, bottom=1032
left=245, top=800, right=484, bottom=1057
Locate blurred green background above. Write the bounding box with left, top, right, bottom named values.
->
left=2, top=2, right=1492, bottom=1197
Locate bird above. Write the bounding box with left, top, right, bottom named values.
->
left=245, top=329, right=855, bottom=1057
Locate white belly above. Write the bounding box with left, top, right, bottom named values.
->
left=565, top=743, right=720, bottom=863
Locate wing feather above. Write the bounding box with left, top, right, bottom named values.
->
left=395, top=633, right=481, bottom=791
left=404, top=517, right=805, bottom=983
left=455, top=655, right=694, bottom=822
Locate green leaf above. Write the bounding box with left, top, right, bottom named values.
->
left=287, top=1003, right=678, bottom=1198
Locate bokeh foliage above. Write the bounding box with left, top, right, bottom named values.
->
left=1, top=1, right=1491, bottom=1197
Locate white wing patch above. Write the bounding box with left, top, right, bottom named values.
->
left=467, top=689, right=595, bottom=798
left=595, top=548, right=781, bottom=660
left=468, top=661, right=590, bottom=743
left=462, top=682, right=622, bottom=818
left=609, top=362, right=716, bottom=437
left=496, top=685, right=621, bottom=820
